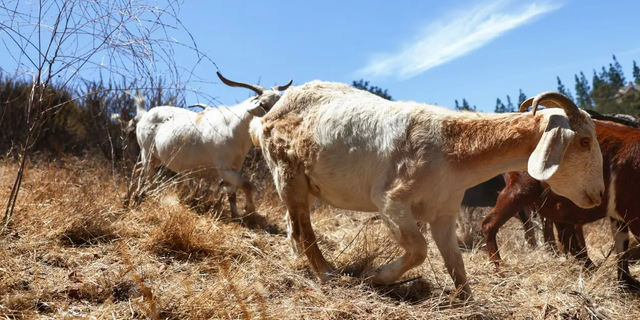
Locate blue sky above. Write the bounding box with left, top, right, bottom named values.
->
left=3, top=0, right=640, bottom=112
left=175, top=0, right=640, bottom=112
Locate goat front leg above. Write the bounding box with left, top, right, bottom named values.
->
left=611, top=218, right=640, bottom=290
left=371, top=200, right=427, bottom=286
left=431, top=214, right=472, bottom=300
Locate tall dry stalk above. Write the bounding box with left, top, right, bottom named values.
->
left=0, top=0, right=211, bottom=233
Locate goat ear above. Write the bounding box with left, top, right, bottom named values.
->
left=247, top=102, right=267, bottom=117
left=527, top=114, right=575, bottom=180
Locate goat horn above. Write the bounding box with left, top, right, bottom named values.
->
left=217, top=71, right=265, bottom=95
left=272, top=79, right=293, bottom=92
left=519, top=91, right=580, bottom=120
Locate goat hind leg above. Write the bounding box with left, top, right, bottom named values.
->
left=284, top=210, right=304, bottom=257
left=556, top=223, right=594, bottom=269
left=542, top=217, right=559, bottom=254
left=573, top=224, right=595, bottom=270
left=227, top=187, right=239, bottom=219
left=431, top=214, right=472, bottom=300
left=277, top=169, right=332, bottom=281
left=482, top=206, right=518, bottom=266
left=518, top=207, right=537, bottom=248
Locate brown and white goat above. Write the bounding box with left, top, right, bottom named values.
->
left=482, top=119, right=640, bottom=290
left=239, top=81, right=604, bottom=300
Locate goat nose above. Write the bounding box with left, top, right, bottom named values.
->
left=599, top=191, right=604, bottom=198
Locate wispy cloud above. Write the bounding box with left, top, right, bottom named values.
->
left=357, top=0, right=562, bottom=79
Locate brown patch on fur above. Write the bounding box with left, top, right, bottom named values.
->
left=262, top=113, right=319, bottom=175
left=194, top=111, right=206, bottom=125
left=386, top=113, right=543, bottom=201
left=441, top=114, right=542, bottom=166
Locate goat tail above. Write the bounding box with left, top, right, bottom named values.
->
left=125, top=90, right=147, bottom=117
left=249, top=117, right=263, bottom=148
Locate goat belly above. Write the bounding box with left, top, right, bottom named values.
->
left=306, top=154, right=382, bottom=212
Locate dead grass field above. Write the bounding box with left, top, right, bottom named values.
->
left=1, top=157, right=639, bottom=319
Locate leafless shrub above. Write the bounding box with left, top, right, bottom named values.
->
left=0, top=0, right=211, bottom=233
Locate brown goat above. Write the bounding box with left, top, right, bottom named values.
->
left=481, top=119, right=640, bottom=290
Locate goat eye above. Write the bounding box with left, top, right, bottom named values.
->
left=581, top=138, right=590, bottom=148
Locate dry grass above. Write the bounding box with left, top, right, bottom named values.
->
left=1, top=157, right=639, bottom=319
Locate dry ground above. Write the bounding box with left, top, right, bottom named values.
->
left=1, top=157, right=639, bottom=319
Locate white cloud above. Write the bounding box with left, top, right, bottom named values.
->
left=357, top=0, right=562, bottom=79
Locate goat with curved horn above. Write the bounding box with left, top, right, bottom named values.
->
left=217, top=71, right=293, bottom=95
left=272, top=79, right=293, bottom=92
left=217, top=71, right=294, bottom=117
left=216, top=71, right=266, bottom=95
left=519, top=91, right=581, bottom=121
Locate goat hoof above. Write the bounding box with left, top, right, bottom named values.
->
left=583, top=260, right=598, bottom=272
left=317, top=268, right=336, bottom=283
left=455, top=290, right=474, bottom=302
left=620, top=276, right=640, bottom=291
left=370, top=267, right=396, bottom=285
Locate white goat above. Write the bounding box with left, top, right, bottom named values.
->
left=242, top=81, right=604, bottom=300
left=122, top=72, right=292, bottom=217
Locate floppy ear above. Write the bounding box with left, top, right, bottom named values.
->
left=528, top=114, right=576, bottom=180
left=247, top=100, right=267, bottom=117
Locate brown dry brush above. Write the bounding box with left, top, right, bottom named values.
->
left=2, top=154, right=640, bottom=318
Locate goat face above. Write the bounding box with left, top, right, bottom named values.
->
left=528, top=109, right=604, bottom=208
left=247, top=91, right=283, bottom=117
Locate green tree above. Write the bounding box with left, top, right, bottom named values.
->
left=351, top=79, right=392, bottom=100
left=505, top=95, right=515, bottom=112
left=608, top=55, right=626, bottom=88
left=557, top=76, right=574, bottom=101
left=494, top=98, right=506, bottom=113
left=633, top=60, right=640, bottom=85
left=591, top=67, right=618, bottom=112
left=456, top=98, right=476, bottom=111
left=517, top=89, right=527, bottom=108
left=455, top=98, right=475, bottom=111
left=462, top=99, right=475, bottom=111
left=574, top=72, right=593, bottom=109
left=592, top=69, right=604, bottom=91
left=599, top=66, right=610, bottom=84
